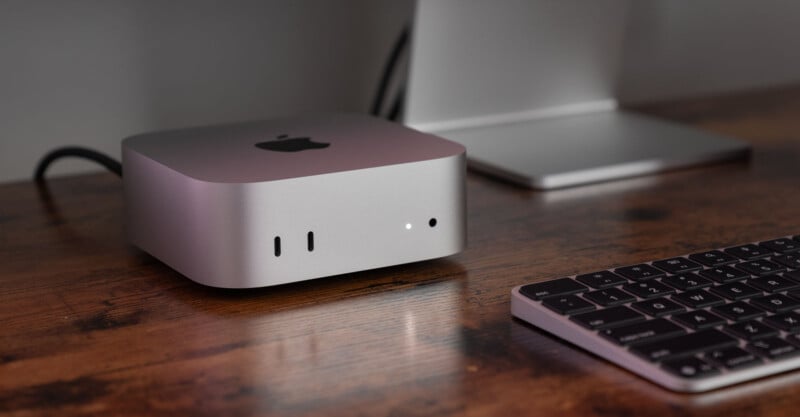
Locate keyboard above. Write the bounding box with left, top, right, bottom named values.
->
left=511, top=236, right=800, bottom=392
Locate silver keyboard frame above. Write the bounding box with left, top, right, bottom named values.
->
left=511, top=263, right=800, bottom=392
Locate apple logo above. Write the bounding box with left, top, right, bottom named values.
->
left=255, top=134, right=330, bottom=152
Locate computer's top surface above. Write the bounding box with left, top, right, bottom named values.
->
left=123, top=113, right=465, bottom=183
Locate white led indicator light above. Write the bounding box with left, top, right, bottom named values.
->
left=405, top=223, right=413, bottom=230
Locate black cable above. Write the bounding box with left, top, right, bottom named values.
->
left=370, top=24, right=410, bottom=118
left=387, top=87, right=405, bottom=122
left=34, top=27, right=411, bottom=182
left=34, top=146, right=122, bottom=182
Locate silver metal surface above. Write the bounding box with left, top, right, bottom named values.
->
left=123, top=113, right=464, bottom=183
left=123, top=114, right=466, bottom=288
left=405, top=0, right=630, bottom=128
left=405, top=0, right=750, bottom=189
left=439, top=111, right=750, bottom=189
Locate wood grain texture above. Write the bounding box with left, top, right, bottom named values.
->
left=2, top=86, right=800, bottom=416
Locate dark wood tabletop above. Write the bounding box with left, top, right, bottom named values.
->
left=3, top=86, right=800, bottom=417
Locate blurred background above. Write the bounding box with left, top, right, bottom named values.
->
left=2, top=0, right=800, bottom=183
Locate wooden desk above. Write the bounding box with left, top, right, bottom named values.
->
left=3, top=86, right=800, bottom=416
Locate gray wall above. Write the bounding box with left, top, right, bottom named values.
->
left=2, top=0, right=800, bottom=183
left=0, top=0, right=414, bottom=183
left=618, top=0, right=800, bottom=103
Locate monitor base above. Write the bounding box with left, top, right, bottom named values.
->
left=432, top=110, right=751, bottom=190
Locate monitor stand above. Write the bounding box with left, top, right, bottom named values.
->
left=432, top=110, right=751, bottom=189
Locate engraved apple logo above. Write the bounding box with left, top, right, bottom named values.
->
left=255, top=134, right=330, bottom=152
